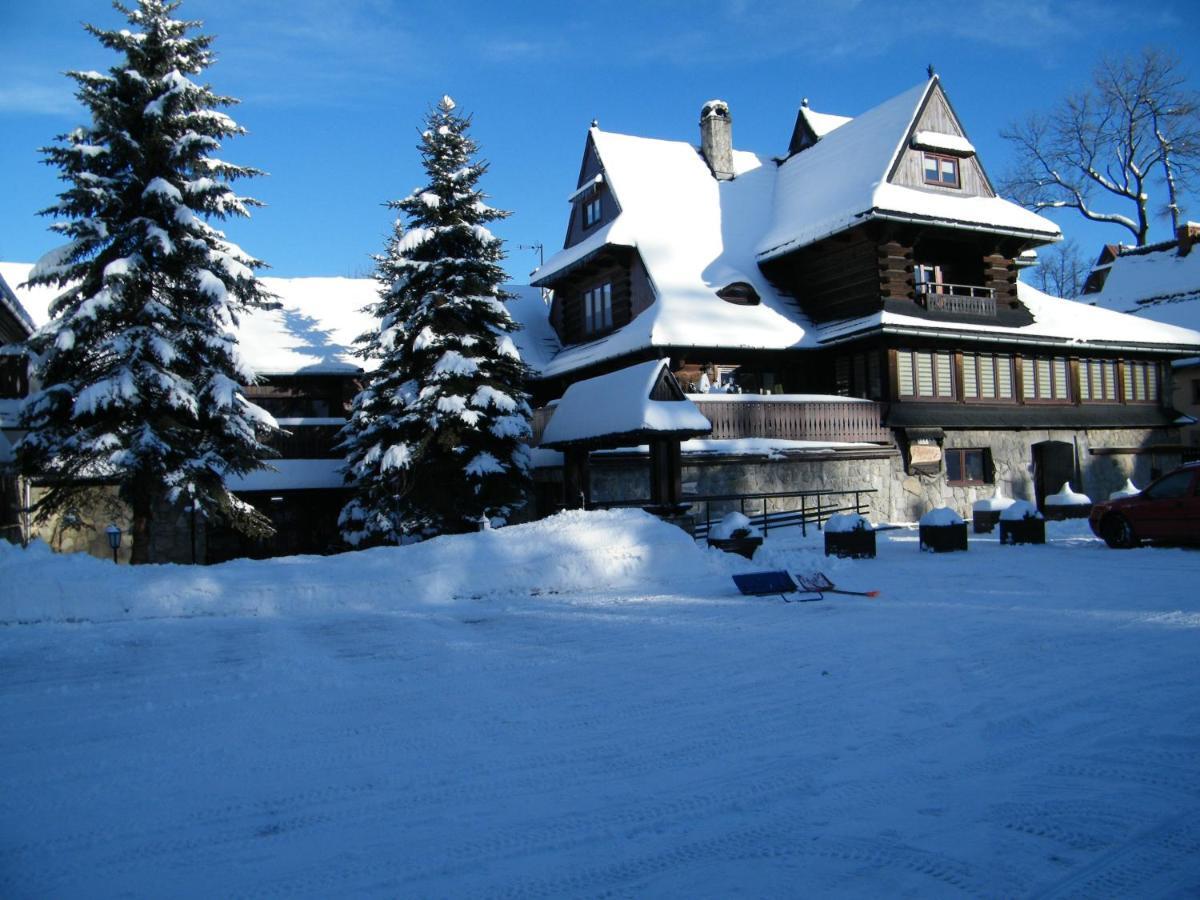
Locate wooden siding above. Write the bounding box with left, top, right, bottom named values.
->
left=563, top=135, right=617, bottom=250
left=761, top=228, right=882, bottom=323
left=534, top=397, right=891, bottom=446
left=983, top=252, right=1019, bottom=308
left=693, top=398, right=891, bottom=444
left=889, top=86, right=993, bottom=197
left=559, top=261, right=633, bottom=345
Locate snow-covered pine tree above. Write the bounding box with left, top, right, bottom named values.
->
left=339, top=96, right=532, bottom=545
left=15, top=0, right=277, bottom=564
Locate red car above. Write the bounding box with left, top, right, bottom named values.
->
left=1090, top=462, right=1200, bottom=548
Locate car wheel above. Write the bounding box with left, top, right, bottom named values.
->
left=1101, top=513, right=1137, bottom=549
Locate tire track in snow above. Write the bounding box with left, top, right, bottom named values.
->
left=1029, top=808, right=1200, bottom=899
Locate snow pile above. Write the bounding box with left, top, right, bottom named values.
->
left=1109, top=478, right=1141, bottom=500
left=919, top=506, right=964, bottom=526
left=1000, top=499, right=1044, bottom=521
left=973, top=485, right=1016, bottom=512
left=824, top=512, right=871, bottom=533
left=708, top=511, right=761, bottom=541
left=1045, top=482, right=1092, bottom=507
left=0, top=509, right=724, bottom=623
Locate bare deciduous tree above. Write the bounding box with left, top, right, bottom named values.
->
left=1030, top=238, right=1089, bottom=299
left=1001, top=49, right=1200, bottom=246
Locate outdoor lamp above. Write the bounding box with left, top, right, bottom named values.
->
left=105, top=523, right=122, bottom=564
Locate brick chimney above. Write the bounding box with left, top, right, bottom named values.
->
left=1177, top=221, right=1200, bottom=256
left=700, top=100, right=734, bottom=181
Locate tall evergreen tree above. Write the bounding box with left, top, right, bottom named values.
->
left=339, top=96, right=532, bottom=545
left=16, top=0, right=276, bottom=563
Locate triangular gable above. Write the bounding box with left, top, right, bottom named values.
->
left=786, top=105, right=852, bottom=156
left=886, top=79, right=994, bottom=198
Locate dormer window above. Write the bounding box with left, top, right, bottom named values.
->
left=923, top=153, right=959, bottom=189
left=716, top=282, right=761, bottom=306
left=583, top=283, right=613, bottom=336
left=583, top=195, right=602, bottom=228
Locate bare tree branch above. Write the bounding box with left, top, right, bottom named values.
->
left=999, top=49, right=1200, bottom=246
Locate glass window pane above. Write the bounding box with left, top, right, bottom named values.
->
left=935, top=353, right=953, bottom=397
left=946, top=451, right=962, bottom=482
left=997, top=357, right=1013, bottom=398
left=917, top=353, right=934, bottom=396
left=1124, top=362, right=1135, bottom=401
left=898, top=352, right=914, bottom=396
left=940, top=158, right=957, bottom=184
left=963, top=355, right=977, bottom=398
left=1052, top=359, right=1068, bottom=399
left=924, top=156, right=939, bottom=181
left=1036, top=359, right=1051, bottom=398
left=980, top=355, right=995, bottom=398
left=1022, top=358, right=1035, bottom=399
left=965, top=450, right=985, bottom=483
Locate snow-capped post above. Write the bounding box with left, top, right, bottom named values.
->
left=105, top=523, right=121, bottom=564
left=14, top=0, right=278, bottom=564
left=339, top=95, right=533, bottom=545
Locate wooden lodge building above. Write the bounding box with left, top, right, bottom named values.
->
left=522, top=75, right=1200, bottom=521
left=3, top=74, right=1200, bottom=561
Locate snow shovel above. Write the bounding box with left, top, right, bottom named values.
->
left=796, top=572, right=880, bottom=599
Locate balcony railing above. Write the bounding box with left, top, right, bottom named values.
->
left=693, top=396, right=891, bottom=444
left=916, top=282, right=996, bottom=317
left=532, top=396, right=892, bottom=447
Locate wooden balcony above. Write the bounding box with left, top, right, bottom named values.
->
left=533, top=396, right=892, bottom=447
left=916, top=282, right=996, bottom=317
left=693, top=396, right=891, bottom=444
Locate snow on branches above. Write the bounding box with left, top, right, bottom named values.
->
left=15, top=0, right=277, bottom=563
left=339, top=96, right=532, bottom=545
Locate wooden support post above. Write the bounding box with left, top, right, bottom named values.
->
left=563, top=448, right=590, bottom=510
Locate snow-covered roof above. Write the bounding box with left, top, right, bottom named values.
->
left=525, top=79, right=1103, bottom=380
left=504, top=285, right=561, bottom=372
left=0, top=262, right=60, bottom=335
left=758, top=80, right=1059, bottom=261
left=816, top=280, right=1200, bottom=351
left=1086, top=242, right=1200, bottom=334
left=539, top=359, right=711, bottom=448
left=0, top=261, right=545, bottom=376
left=798, top=107, right=851, bottom=139
left=533, top=129, right=817, bottom=378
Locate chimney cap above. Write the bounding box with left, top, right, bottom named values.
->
left=700, top=99, right=731, bottom=121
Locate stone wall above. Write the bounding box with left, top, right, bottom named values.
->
left=27, top=484, right=206, bottom=564
left=542, top=426, right=1183, bottom=525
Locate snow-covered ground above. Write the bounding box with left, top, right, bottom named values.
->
left=2, top=510, right=1199, bottom=897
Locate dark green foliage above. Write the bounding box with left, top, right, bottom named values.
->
left=339, top=97, right=532, bottom=545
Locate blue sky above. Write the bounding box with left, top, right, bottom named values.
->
left=2, top=0, right=1199, bottom=280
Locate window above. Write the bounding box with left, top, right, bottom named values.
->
left=945, top=448, right=991, bottom=485
left=583, top=195, right=602, bottom=229
left=1022, top=356, right=1071, bottom=402
left=835, top=351, right=883, bottom=399
left=923, top=153, right=960, bottom=189
left=1122, top=361, right=1160, bottom=403
left=583, top=283, right=613, bottom=336
left=896, top=349, right=954, bottom=399
left=1142, top=469, right=1195, bottom=500
left=962, top=353, right=1015, bottom=401
left=1080, top=359, right=1119, bottom=402
left=0, top=354, right=28, bottom=399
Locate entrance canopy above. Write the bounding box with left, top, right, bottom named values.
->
left=539, top=358, right=712, bottom=451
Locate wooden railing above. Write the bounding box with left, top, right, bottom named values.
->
left=916, top=282, right=996, bottom=317
left=692, top=397, right=891, bottom=444
left=532, top=396, right=892, bottom=446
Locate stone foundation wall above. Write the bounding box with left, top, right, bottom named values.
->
left=541, top=427, right=1183, bottom=525
left=27, top=484, right=206, bottom=564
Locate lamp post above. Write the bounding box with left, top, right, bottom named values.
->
left=105, top=523, right=122, bottom=564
